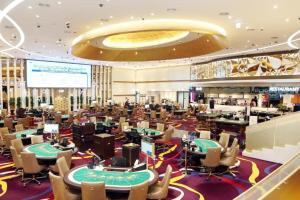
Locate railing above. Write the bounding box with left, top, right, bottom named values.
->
left=245, top=111, right=300, bottom=151
left=234, top=152, right=300, bottom=200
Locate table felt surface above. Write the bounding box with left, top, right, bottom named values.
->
left=194, top=139, right=221, bottom=153
left=25, top=143, right=61, bottom=158
left=134, top=128, right=162, bottom=135
left=71, top=167, right=152, bottom=187
left=16, top=129, right=37, bottom=138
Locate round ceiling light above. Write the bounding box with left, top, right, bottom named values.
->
left=72, top=19, right=227, bottom=62
left=102, top=30, right=189, bottom=49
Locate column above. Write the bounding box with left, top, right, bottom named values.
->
left=6, top=59, right=10, bottom=113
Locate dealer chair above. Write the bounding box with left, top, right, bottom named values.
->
left=128, top=181, right=148, bottom=200
left=31, top=135, right=44, bottom=144
left=219, top=145, right=240, bottom=177
left=82, top=182, right=107, bottom=200
left=218, top=132, right=230, bottom=150
left=50, top=151, right=72, bottom=176
left=11, top=138, right=24, bottom=154
left=147, top=165, right=172, bottom=199
left=49, top=172, right=81, bottom=200
left=200, top=147, right=222, bottom=180
left=20, top=152, right=47, bottom=186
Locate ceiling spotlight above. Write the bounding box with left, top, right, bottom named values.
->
left=109, top=16, right=113, bottom=19
left=130, top=16, right=134, bottom=20
left=285, top=18, right=290, bottom=22
left=235, top=22, right=241, bottom=29
left=35, top=14, right=40, bottom=18
left=57, top=1, right=62, bottom=5
left=100, top=50, right=103, bottom=54
left=273, top=5, right=278, bottom=9
left=135, top=51, right=138, bottom=55
left=28, top=5, right=32, bottom=9
left=172, top=48, right=176, bottom=51
left=228, top=15, right=232, bottom=19
left=150, top=13, right=155, bottom=16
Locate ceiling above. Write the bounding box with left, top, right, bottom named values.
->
left=0, top=0, right=300, bottom=68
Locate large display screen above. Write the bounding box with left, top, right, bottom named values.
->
left=26, top=60, right=91, bottom=88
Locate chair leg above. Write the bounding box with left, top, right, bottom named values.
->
left=22, top=173, right=47, bottom=187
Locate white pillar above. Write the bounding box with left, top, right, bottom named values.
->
left=6, top=59, right=10, bottom=113
left=13, top=59, right=17, bottom=109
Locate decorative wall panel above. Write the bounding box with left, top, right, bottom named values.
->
left=191, top=52, right=300, bottom=80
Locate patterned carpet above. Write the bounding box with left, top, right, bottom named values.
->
left=0, top=117, right=280, bottom=200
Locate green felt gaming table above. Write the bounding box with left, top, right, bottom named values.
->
left=64, top=165, right=158, bottom=192
left=24, top=142, right=62, bottom=160
left=193, top=139, right=222, bottom=154
left=134, top=128, right=164, bottom=138
left=15, top=129, right=37, bottom=139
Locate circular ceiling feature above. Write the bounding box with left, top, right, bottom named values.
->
left=102, top=30, right=189, bottom=49
left=71, top=19, right=227, bottom=62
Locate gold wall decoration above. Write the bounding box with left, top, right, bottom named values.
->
left=191, top=52, right=300, bottom=80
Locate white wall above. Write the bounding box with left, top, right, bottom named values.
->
left=112, top=65, right=191, bottom=103
left=112, top=68, right=136, bottom=104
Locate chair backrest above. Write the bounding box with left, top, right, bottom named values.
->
left=81, top=182, right=107, bottom=200
left=150, top=111, right=156, bottom=119
left=15, top=124, right=24, bottom=132
left=162, top=126, right=174, bottom=142
left=57, top=150, right=73, bottom=168
left=56, top=156, right=70, bottom=177
left=37, top=122, right=44, bottom=129
left=222, top=145, right=240, bottom=167
left=10, top=146, right=23, bottom=169
left=4, top=118, right=13, bottom=130
left=199, top=131, right=211, bottom=140
left=160, top=109, right=167, bottom=120
left=202, top=147, right=222, bottom=167
left=128, top=181, right=148, bottom=200
left=4, top=134, right=16, bottom=148
left=11, top=138, right=24, bottom=154
left=141, top=121, right=149, bottom=129
left=20, top=152, right=42, bottom=174
left=160, top=165, right=173, bottom=199
left=230, top=138, right=239, bottom=150
left=121, top=122, right=129, bottom=132
left=119, top=117, right=126, bottom=124
left=49, top=172, right=68, bottom=200
left=0, top=127, right=9, bottom=138
left=156, top=123, right=165, bottom=132
left=31, top=135, right=44, bottom=144
left=219, top=132, right=230, bottom=149
left=55, top=115, right=62, bottom=124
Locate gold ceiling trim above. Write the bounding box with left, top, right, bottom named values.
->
left=71, top=19, right=227, bottom=62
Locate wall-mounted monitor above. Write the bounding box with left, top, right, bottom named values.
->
left=26, top=60, right=91, bottom=88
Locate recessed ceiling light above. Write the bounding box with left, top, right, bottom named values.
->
left=35, top=14, right=40, bottom=18
left=109, top=16, right=113, bottom=19
left=273, top=4, right=278, bottom=9
left=57, top=1, right=62, bottom=5
left=150, top=13, right=155, bottom=16
left=28, top=5, right=32, bottom=9
left=285, top=18, right=290, bottom=22
left=247, top=40, right=250, bottom=43
left=172, top=48, right=176, bottom=51
left=235, top=22, right=241, bottom=29
left=135, top=51, right=138, bottom=55
left=228, top=15, right=232, bottom=19
left=130, top=16, right=134, bottom=20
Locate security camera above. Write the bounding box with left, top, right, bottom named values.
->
left=65, top=21, right=71, bottom=29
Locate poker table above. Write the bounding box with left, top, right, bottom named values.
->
left=16, top=129, right=37, bottom=139
left=193, top=139, right=222, bottom=153
left=134, top=128, right=164, bottom=139
left=24, top=142, right=77, bottom=162
left=64, top=165, right=158, bottom=192
left=0, top=120, right=18, bottom=127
